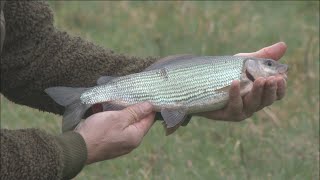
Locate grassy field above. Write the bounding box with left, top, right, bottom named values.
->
left=1, top=1, right=319, bottom=180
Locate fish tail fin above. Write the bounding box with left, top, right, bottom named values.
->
left=45, top=87, right=91, bottom=132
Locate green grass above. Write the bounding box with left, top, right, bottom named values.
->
left=1, top=1, right=319, bottom=179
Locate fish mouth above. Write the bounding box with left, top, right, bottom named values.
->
left=245, top=70, right=255, bottom=82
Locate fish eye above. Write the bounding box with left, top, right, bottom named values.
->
left=266, top=60, right=273, bottom=66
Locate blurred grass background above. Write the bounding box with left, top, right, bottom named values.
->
left=1, top=1, right=319, bottom=179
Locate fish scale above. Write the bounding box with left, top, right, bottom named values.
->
left=80, top=56, right=245, bottom=111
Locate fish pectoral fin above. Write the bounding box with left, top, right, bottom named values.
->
left=161, top=108, right=187, bottom=135
left=215, top=85, right=231, bottom=93
left=97, top=76, right=117, bottom=85
left=214, top=80, right=251, bottom=93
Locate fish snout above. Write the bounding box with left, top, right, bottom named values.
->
left=277, top=64, right=289, bottom=73
left=277, top=64, right=289, bottom=80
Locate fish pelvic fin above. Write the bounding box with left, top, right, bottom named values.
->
left=45, top=87, right=91, bottom=132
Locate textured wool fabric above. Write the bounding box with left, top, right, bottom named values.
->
left=0, top=129, right=79, bottom=180
left=0, top=129, right=87, bottom=180
left=1, top=1, right=159, bottom=115
left=0, top=1, right=159, bottom=179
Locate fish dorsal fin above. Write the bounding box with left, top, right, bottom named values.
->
left=97, top=76, right=116, bottom=85
left=144, top=54, right=197, bottom=71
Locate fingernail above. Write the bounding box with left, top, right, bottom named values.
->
left=140, top=102, right=153, bottom=113
left=232, top=80, right=239, bottom=86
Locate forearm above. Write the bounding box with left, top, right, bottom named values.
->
left=0, top=129, right=87, bottom=179
left=0, top=1, right=159, bottom=114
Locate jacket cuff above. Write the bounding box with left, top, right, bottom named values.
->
left=55, top=131, right=87, bottom=180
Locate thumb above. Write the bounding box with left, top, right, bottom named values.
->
left=120, top=102, right=154, bottom=126
left=235, top=42, right=287, bottom=61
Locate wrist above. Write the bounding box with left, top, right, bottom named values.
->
left=55, top=131, right=88, bottom=179
left=75, top=129, right=96, bottom=165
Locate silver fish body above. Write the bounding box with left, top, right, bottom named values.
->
left=45, top=55, right=288, bottom=134
left=81, top=56, right=246, bottom=113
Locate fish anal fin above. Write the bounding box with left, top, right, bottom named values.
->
left=215, top=80, right=251, bottom=94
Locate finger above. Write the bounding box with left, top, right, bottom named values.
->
left=121, top=102, right=154, bottom=126
left=261, top=76, right=277, bottom=108
left=133, top=112, right=156, bottom=136
left=276, top=76, right=286, bottom=100
left=226, top=80, right=243, bottom=116
left=198, top=108, right=225, bottom=120
left=235, top=42, right=287, bottom=61
left=243, top=77, right=265, bottom=115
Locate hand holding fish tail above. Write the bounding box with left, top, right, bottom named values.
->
left=198, top=42, right=287, bottom=122
left=75, top=102, right=155, bottom=164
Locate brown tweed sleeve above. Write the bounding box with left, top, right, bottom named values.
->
left=0, top=1, right=159, bottom=115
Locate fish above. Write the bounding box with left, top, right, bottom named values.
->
left=45, top=55, right=288, bottom=135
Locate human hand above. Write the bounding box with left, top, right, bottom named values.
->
left=198, top=42, right=287, bottom=121
left=75, top=102, right=155, bottom=164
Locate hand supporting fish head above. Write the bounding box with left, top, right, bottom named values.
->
left=243, top=57, right=289, bottom=82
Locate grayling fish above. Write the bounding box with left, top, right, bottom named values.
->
left=45, top=55, right=288, bottom=134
